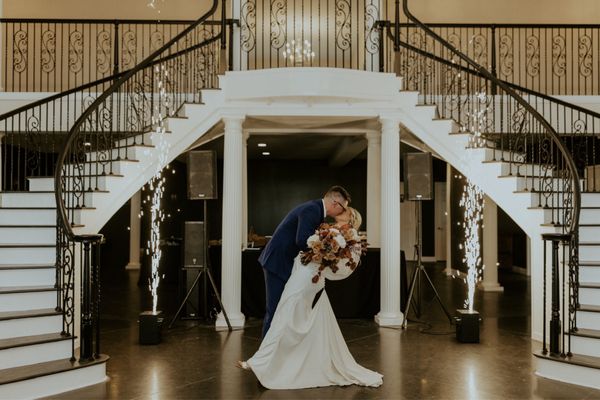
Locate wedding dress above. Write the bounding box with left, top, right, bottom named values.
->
left=246, top=253, right=383, bottom=389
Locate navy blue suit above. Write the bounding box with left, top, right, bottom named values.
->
left=258, top=199, right=324, bottom=337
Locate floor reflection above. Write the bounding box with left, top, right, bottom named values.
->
left=42, top=263, right=600, bottom=399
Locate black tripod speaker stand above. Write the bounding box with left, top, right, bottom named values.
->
left=168, top=200, right=232, bottom=331
left=401, top=199, right=453, bottom=329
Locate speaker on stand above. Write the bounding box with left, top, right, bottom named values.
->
left=401, top=152, right=453, bottom=329
left=169, top=150, right=231, bottom=330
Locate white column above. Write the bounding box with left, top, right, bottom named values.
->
left=232, top=0, right=244, bottom=71
left=375, top=117, right=403, bottom=326
left=0, top=0, right=3, bottom=91
left=444, top=163, right=452, bottom=275
left=530, top=235, right=545, bottom=341
left=216, top=116, right=246, bottom=329
left=125, top=191, right=141, bottom=270
left=0, top=133, right=4, bottom=191
left=242, top=131, right=249, bottom=248
left=479, top=195, right=503, bottom=292
left=366, top=131, right=381, bottom=247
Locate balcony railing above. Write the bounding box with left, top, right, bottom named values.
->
left=1, top=12, right=599, bottom=95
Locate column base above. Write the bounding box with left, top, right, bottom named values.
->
left=125, top=262, right=141, bottom=270
left=374, top=311, right=403, bottom=327
left=215, top=312, right=245, bottom=330
left=478, top=282, right=504, bottom=292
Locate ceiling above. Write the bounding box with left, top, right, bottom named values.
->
left=183, top=115, right=442, bottom=165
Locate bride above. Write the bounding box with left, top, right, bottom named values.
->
left=238, top=207, right=383, bottom=389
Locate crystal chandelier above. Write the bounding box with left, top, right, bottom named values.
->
left=283, top=40, right=315, bottom=66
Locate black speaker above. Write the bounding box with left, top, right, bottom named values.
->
left=187, top=150, right=218, bottom=200
left=184, top=221, right=205, bottom=267
left=404, top=152, right=434, bottom=201
left=181, top=221, right=206, bottom=317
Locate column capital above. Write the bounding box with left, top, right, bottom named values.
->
left=365, top=131, right=381, bottom=144
left=242, top=130, right=250, bottom=141
left=222, top=115, right=245, bottom=131
left=379, top=116, right=400, bottom=134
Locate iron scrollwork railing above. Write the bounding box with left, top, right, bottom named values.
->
left=391, top=22, right=600, bottom=96
left=1, top=18, right=201, bottom=92
left=53, top=0, right=222, bottom=361
left=394, top=0, right=581, bottom=358
left=0, top=1, right=223, bottom=362
left=237, top=0, right=385, bottom=70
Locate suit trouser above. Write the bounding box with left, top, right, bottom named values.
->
left=262, top=268, right=287, bottom=338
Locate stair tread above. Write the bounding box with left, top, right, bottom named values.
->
left=578, top=261, right=600, bottom=267
left=580, top=282, right=600, bottom=288
left=0, top=354, right=108, bottom=386
left=0, top=308, right=60, bottom=321
left=0, top=285, right=56, bottom=294
left=0, top=332, right=69, bottom=351
left=66, top=158, right=140, bottom=165
left=579, top=242, right=600, bottom=246
left=0, top=264, right=54, bottom=270
left=0, top=225, right=55, bottom=228
left=0, top=243, right=55, bottom=248
left=572, top=327, right=600, bottom=339
left=534, top=350, right=600, bottom=370
left=579, top=304, right=600, bottom=313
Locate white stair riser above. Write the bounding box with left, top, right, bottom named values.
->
left=579, top=287, right=600, bottom=305
left=0, top=193, right=55, bottom=208
left=579, top=266, right=600, bottom=282
left=582, top=194, right=600, bottom=207
left=0, top=362, right=106, bottom=400
left=582, top=209, right=600, bottom=222
left=0, top=209, right=56, bottom=225
left=578, top=246, right=600, bottom=261
left=0, top=247, right=55, bottom=265
left=0, top=227, right=55, bottom=244
left=500, top=163, right=554, bottom=177
left=86, top=145, right=147, bottom=162
left=0, top=268, right=55, bottom=287
left=0, top=291, right=56, bottom=312
left=484, top=148, right=525, bottom=163
left=0, top=315, right=62, bottom=340
left=579, top=227, right=600, bottom=242
left=65, top=160, right=137, bottom=176
left=0, top=339, right=71, bottom=369
left=513, top=178, right=565, bottom=192
left=28, top=178, right=54, bottom=191
left=536, top=357, right=600, bottom=390
left=571, top=335, right=600, bottom=358
left=575, top=311, right=600, bottom=331
left=62, top=175, right=121, bottom=192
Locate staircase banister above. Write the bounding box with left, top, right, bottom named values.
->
left=401, top=0, right=581, bottom=236
left=54, top=0, right=220, bottom=242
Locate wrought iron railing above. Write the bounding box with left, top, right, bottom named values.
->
left=54, top=0, right=222, bottom=361
left=0, top=0, right=222, bottom=362
left=0, top=18, right=209, bottom=92
left=395, top=0, right=581, bottom=359
left=396, top=23, right=600, bottom=96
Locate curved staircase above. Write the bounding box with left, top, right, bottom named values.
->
left=1, top=0, right=600, bottom=396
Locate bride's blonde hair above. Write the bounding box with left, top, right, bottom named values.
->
left=347, top=207, right=362, bottom=230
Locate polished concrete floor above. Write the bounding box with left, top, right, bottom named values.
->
left=45, top=263, right=600, bottom=400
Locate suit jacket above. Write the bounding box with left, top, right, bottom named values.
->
left=258, top=199, right=325, bottom=281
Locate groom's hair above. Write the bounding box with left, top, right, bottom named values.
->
left=324, top=185, right=351, bottom=204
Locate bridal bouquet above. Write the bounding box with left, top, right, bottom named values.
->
left=300, top=223, right=368, bottom=283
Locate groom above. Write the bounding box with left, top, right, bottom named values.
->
left=258, top=186, right=351, bottom=337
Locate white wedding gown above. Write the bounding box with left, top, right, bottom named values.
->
left=246, top=254, right=383, bottom=389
